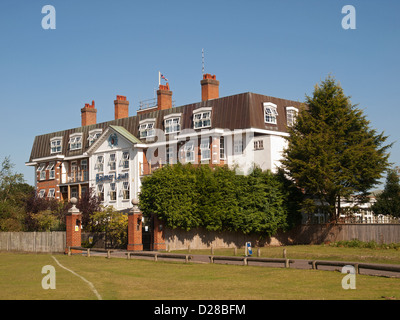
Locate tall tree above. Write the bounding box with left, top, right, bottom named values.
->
left=372, top=169, right=400, bottom=218
left=281, top=76, right=391, bottom=221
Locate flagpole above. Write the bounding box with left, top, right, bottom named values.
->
left=158, top=71, right=161, bottom=86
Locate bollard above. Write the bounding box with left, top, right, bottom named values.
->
left=154, top=254, right=158, bottom=262
left=87, top=248, right=90, bottom=258
left=243, top=258, right=248, bottom=266
left=188, top=244, right=191, bottom=253
left=283, top=249, right=287, bottom=259
left=234, top=247, right=237, bottom=256
left=211, top=246, right=214, bottom=255
left=257, top=247, right=261, bottom=257
left=107, top=250, right=111, bottom=259
left=285, top=259, right=289, bottom=268
left=68, top=246, right=71, bottom=256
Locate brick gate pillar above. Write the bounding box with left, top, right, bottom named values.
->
left=153, top=214, right=166, bottom=251
left=65, top=197, right=82, bottom=254
left=127, top=198, right=143, bottom=251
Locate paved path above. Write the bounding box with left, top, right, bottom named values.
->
left=78, top=249, right=400, bottom=278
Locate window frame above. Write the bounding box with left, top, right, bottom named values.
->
left=48, top=188, right=55, bottom=199
left=121, top=151, right=129, bottom=170
left=263, top=102, right=278, bottom=125
left=139, top=119, right=156, bottom=139
left=46, top=162, right=55, bottom=179
left=88, top=129, right=102, bottom=146
left=184, top=141, right=195, bottom=163
left=109, top=153, right=116, bottom=171
left=97, top=184, right=104, bottom=202
left=193, top=107, right=212, bottom=129
left=220, top=136, right=226, bottom=160
left=286, top=106, right=299, bottom=127
left=200, top=137, right=211, bottom=161
left=164, top=113, right=181, bottom=134
left=109, top=182, right=117, bottom=201
left=50, top=137, right=62, bottom=154
left=38, top=163, right=46, bottom=180
left=96, top=155, right=104, bottom=172
left=69, top=133, right=83, bottom=151
left=122, top=181, right=130, bottom=200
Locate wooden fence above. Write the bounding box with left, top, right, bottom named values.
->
left=0, top=232, right=66, bottom=253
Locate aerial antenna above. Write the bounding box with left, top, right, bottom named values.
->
left=202, top=48, right=205, bottom=75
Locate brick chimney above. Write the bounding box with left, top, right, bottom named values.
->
left=201, top=74, right=219, bottom=101
left=114, top=95, right=129, bottom=120
left=81, top=100, right=97, bottom=126
left=157, top=83, right=172, bottom=110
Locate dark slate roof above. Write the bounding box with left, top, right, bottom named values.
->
left=28, top=92, right=303, bottom=162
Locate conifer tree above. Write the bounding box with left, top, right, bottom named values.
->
left=282, top=76, right=391, bottom=221
left=372, top=169, right=400, bottom=218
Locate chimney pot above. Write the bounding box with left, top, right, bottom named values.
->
left=157, top=83, right=172, bottom=110
left=81, top=100, right=97, bottom=126
left=201, top=74, right=219, bottom=101
left=114, top=95, right=129, bottom=119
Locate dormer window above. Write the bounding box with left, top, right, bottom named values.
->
left=69, top=133, right=82, bottom=151
left=88, top=129, right=102, bottom=146
left=286, top=106, right=298, bottom=127
left=193, top=107, right=212, bottom=129
left=50, top=137, right=62, bottom=154
left=263, top=102, right=278, bottom=124
left=139, top=119, right=156, bottom=139
left=164, top=113, right=181, bottom=134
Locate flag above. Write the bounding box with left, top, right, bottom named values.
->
left=160, top=73, right=168, bottom=82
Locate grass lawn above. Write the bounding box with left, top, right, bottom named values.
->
left=173, top=244, right=400, bottom=265
left=0, top=252, right=399, bottom=300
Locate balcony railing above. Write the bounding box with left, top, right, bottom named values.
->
left=61, top=170, right=89, bottom=184
left=139, top=162, right=166, bottom=176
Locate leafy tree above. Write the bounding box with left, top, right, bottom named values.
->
left=196, top=165, right=239, bottom=231
left=235, top=168, right=288, bottom=235
left=139, top=163, right=200, bottom=231
left=0, top=156, right=25, bottom=203
left=139, top=164, right=294, bottom=237
left=372, top=169, right=400, bottom=218
left=24, top=190, right=66, bottom=231
left=77, top=187, right=102, bottom=231
left=91, top=206, right=128, bottom=248
left=282, top=76, right=391, bottom=221
left=0, top=156, right=34, bottom=231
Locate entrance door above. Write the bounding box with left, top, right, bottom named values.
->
left=142, top=216, right=153, bottom=251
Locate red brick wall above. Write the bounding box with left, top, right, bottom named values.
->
left=36, top=161, right=61, bottom=200
left=127, top=212, right=143, bottom=251
left=153, top=215, right=166, bottom=251
left=65, top=213, right=82, bottom=253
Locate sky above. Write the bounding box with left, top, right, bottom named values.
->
left=0, top=0, right=399, bottom=187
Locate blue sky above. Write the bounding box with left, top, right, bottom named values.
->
left=0, top=0, right=399, bottom=187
